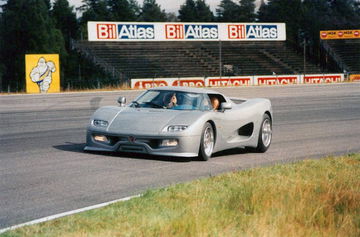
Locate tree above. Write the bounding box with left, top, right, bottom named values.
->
left=216, top=0, right=240, bottom=22
left=257, top=0, right=304, bottom=45
left=0, top=0, right=65, bottom=91
left=238, top=0, right=256, bottom=22
left=138, top=0, right=166, bottom=22
left=51, top=0, right=78, bottom=47
left=179, top=0, right=214, bottom=22
left=179, top=0, right=198, bottom=22
left=166, top=12, right=178, bottom=22
left=80, top=0, right=110, bottom=23
left=107, top=0, right=137, bottom=21
left=328, top=0, right=360, bottom=28
left=195, top=0, right=214, bottom=22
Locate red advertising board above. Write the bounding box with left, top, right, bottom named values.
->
left=350, top=74, right=360, bottom=82
left=303, top=74, right=343, bottom=84
left=132, top=80, right=170, bottom=89
left=130, top=74, right=344, bottom=89
left=256, top=76, right=298, bottom=85
left=207, top=77, right=251, bottom=87
left=172, top=79, right=205, bottom=87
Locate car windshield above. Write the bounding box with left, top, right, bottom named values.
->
left=131, top=90, right=211, bottom=111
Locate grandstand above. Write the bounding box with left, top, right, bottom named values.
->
left=323, top=39, right=360, bottom=74
left=73, top=40, right=324, bottom=81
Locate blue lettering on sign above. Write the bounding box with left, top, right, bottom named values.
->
left=184, top=25, right=218, bottom=39
left=118, top=24, right=155, bottom=39
left=246, top=25, right=278, bottom=39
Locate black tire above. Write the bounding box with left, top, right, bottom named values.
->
left=255, top=113, right=272, bottom=153
left=198, top=122, right=215, bottom=161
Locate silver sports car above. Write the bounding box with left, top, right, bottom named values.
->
left=84, top=86, right=272, bottom=161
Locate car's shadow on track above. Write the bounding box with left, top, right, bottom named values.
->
left=212, top=147, right=250, bottom=157
left=53, top=142, right=193, bottom=163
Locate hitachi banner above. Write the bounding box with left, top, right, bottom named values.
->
left=88, top=22, right=286, bottom=41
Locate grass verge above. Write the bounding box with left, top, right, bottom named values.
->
left=2, top=154, right=360, bottom=237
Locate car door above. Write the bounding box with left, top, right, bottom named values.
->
left=207, top=94, right=242, bottom=151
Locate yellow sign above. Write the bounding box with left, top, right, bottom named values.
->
left=25, top=54, right=60, bottom=93
left=350, top=74, right=360, bottom=82
left=320, top=29, right=360, bottom=40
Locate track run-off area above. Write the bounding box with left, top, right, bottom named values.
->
left=0, top=83, right=359, bottom=229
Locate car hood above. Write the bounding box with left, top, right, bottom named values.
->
left=106, top=107, right=203, bottom=135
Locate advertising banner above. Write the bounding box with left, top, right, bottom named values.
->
left=131, top=78, right=173, bottom=89
left=320, top=29, right=360, bottom=40
left=255, top=75, right=299, bottom=86
left=130, top=74, right=344, bottom=89
left=207, top=76, right=252, bottom=87
left=25, top=54, right=60, bottom=94
left=131, top=77, right=205, bottom=89
left=349, top=74, right=360, bottom=82
left=88, top=22, right=286, bottom=42
left=302, top=74, right=344, bottom=84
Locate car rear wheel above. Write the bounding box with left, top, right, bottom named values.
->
left=255, top=113, right=272, bottom=153
left=198, top=122, right=214, bottom=161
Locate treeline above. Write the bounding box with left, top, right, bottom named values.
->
left=0, top=0, right=359, bottom=91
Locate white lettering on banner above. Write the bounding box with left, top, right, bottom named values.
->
left=133, top=80, right=169, bottom=89
left=165, top=24, right=218, bottom=40
left=118, top=24, right=154, bottom=40
left=166, top=24, right=184, bottom=39
left=304, top=75, right=342, bottom=84
left=185, top=25, right=218, bottom=39
left=246, top=25, right=278, bottom=39
left=228, top=25, right=246, bottom=39
left=208, top=78, right=251, bottom=87
left=172, top=80, right=204, bottom=87
left=97, top=24, right=117, bottom=39
left=257, top=76, right=297, bottom=85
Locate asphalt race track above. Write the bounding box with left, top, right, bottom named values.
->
left=1, top=83, right=360, bottom=229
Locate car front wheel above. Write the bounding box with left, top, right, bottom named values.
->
left=198, top=122, right=215, bottom=161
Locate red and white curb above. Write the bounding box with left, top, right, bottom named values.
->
left=0, top=194, right=141, bottom=234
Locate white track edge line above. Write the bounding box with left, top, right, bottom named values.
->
left=0, top=194, right=141, bottom=234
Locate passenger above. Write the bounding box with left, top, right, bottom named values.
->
left=210, top=97, right=220, bottom=111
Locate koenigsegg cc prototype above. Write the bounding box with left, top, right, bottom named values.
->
left=84, top=86, right=272, bottom=161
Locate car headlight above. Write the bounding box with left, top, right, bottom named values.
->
left=92, top=119, right=109, bottom=127
left=164, top=125, right=188, bottom=132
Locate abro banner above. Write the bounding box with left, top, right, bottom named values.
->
left=88, top=22, right=286, bottom=41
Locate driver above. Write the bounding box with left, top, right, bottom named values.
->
left=164, top=93, right=177, bottom=108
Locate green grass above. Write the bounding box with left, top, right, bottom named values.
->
left=2, top=154, right=360, bottom=237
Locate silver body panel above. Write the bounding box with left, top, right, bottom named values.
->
left=84, top=87, right=272, bottom=157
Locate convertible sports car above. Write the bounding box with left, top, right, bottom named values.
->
left=84, top=86, right=272, bottom=161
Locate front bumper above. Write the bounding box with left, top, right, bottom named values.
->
left=84, top=130, right=200, bottom=157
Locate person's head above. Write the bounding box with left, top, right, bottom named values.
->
left=170, top=93, right=177, bottom=104
left=211, top=97, right=220, bottom=110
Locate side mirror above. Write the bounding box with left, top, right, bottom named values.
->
left=117, top=96, right=126, bottom=107
left=221, top=102, right=232, bottom=111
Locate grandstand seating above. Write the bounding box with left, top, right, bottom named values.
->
left=326, top=39, right=360, bottom=73
left=74, top=40, right=323, bottom=80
